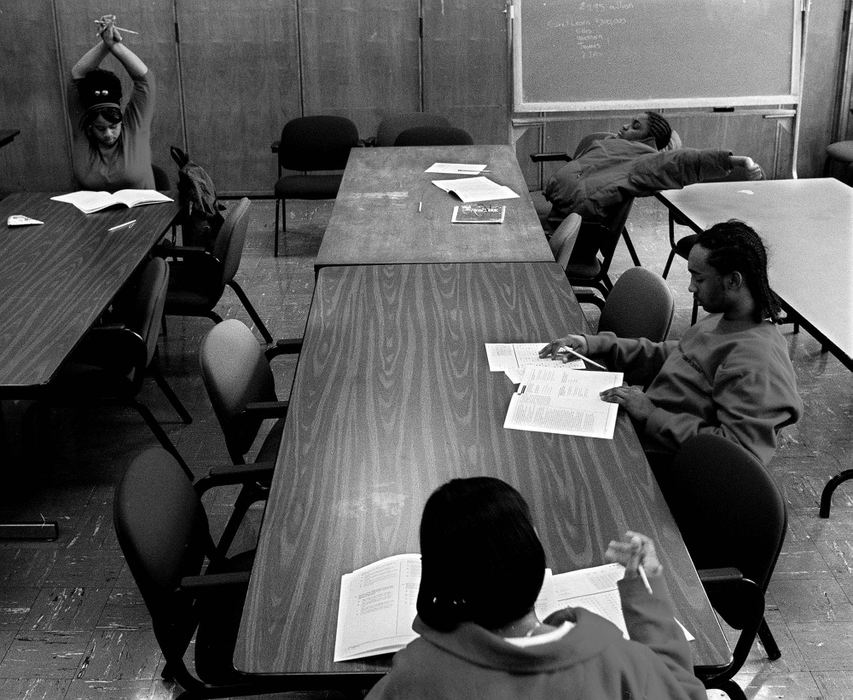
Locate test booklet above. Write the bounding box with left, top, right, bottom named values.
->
left=504, top=364, right=623, bottom=439
left=431, top=176, right=519, bottom=203
left=425, top=162, right=488, bottom=175
left=535, top=564, right=694, bottom=642
left=333, top=554, right=693, bottom=662
left=51, top=189, right=173, bottom=214
left=485, top=342, right=584, bottom=384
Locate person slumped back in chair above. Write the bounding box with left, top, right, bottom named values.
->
left=540, top=220, right=802, bottom=471
left=366, top=477, right=706, bottom=700
left=542, top=112, right=763, bottom=226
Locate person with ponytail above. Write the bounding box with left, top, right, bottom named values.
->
left=366, top=477, right=706, bottom=699
left=540, top=219, right=802, bottom=468
left=68, top=14, right=155, bottom=191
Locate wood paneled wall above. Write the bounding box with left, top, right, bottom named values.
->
left=0, top=0, right=848, bottom=195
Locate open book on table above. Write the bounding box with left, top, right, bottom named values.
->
left=334, top=555, right=692, bottom=662
left=504, top=364, right=623, bottom=439
left=51, top=189, right=173, bottom=214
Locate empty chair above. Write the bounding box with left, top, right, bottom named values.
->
left=824, top=140, right=853, bottom=185
left=393, top=125, right=473, bottom=146
left=375, top=113, right=451, bottom=147
left=48, top=257, right=192, bottom=479
left=199, top=319, right=302, bottom=551
left=160, top=198, right=274, bottom=344
left=200, top=319, right=302, bottom=466
left=597, top=267, right=674, bottom=342
left=272, top=115, right=359, bottom=256
left=114, top=446, right=279, bottom=698
left=554, top=198, right=636, bottom=307
left=664, top=434, right=787, bottom=700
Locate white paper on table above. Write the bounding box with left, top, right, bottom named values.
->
left=432, top=176, right=519, bottom=203
left=334, top=553, right=421, bottom=662
left=534, top=564, right=695, bottom=642
left=504, top=365, right=623, bottom=439
left=485, top=343, right=584, bottom=384
left=425, top=162, right=488, bottom=175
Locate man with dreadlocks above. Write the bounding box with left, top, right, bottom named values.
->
left=541, top=111, right=764, bottom=225
left=540, top=220, right=802, bottom=468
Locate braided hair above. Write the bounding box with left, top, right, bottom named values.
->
left=644, top=111, right=672, bottom=150
left=696, top=220, right=781, bottom=323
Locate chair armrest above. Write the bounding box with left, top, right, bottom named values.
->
left=244, top=400, right=289, bottom=419
left=266, top=338, right=304, bottom=359
left=271, top=140, right=280, bottom=153
left=697, top=567, right=743, bottom=584
left=180, top=570, right=251, bottom=592
left=153, top=243, right=210, bottom=260
left=530, top=151, right=572, bottom=163
left=194, top=461, right=276, bottom=495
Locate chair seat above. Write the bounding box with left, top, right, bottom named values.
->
left=194, top=549, right=255, bottom=685
left=51, top=362, right=136, bottom=399
left=275, top=173, right=343, bottom=199
left=563, top=258, right=602, bottom=281
left=164, top=260, right=220, bottom=312
left=826, top=140, right=853, bottom=163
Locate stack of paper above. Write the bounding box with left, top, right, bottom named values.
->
left=432, top=176, right=519, bottom=203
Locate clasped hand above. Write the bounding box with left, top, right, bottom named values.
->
left=96, top=14, right=122, bottom=44
left=605, top=531, right=662, bottom=579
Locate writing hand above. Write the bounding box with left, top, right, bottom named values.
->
left=598, top=384, right=654, bottom=422
left=538, top=334, right=588, bottom=362
left=605, top=531, right=662, bottom=578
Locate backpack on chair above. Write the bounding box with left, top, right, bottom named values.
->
left=170, top=146, right=226, bottom=251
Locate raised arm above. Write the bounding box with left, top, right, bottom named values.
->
left=71, top=16, right=147, bottom=80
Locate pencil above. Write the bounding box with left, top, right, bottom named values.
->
left=107, top=219, right=136, bottom=232
left=638, top=563, right=653, bottom=594
left=558, top=346, right=607, bottom=370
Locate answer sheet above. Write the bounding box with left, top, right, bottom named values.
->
left=504, top=365, right=623, bottom=439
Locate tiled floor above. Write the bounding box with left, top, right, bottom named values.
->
left=0, top=196, right=851, bottom=699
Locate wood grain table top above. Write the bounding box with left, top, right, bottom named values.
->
left=235, top=262, right=729, bottom=683
left=314, top=145, right=553, bottom=268
left=0, top=192, right=178, bottom=394
left=657, top=178, right=853, bottom=365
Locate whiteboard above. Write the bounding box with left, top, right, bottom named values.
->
left=512, top=0, right=802, bottom=112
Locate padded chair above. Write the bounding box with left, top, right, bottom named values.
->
left=272, top=115, right=359, bottom=256
left=160, top=198, right=274, bottom=344
left=48, top=257, right=193, bottom=479
left=530, top=131, right=642, bottom=267
left=664, top=434, right=787, bottom=700
left=114, top=446, right=280, bottom=699
left=393, top=125, right=474, bottom=146
left=200, top=318, right=302, bottom=467
left=597, top=267, right=674, bottom=342
left=199, top=319, right=302, bottom=552
left=549, top=212, right=582, bottom=259
left=554, top=197, right=636, bottom=308
left=824, top=140, right=853, bottom=186
left=375, top=113, right=451, bottom=147
left=152, top=164, right=171, bottom=191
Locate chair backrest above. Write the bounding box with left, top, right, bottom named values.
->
left=393, top=125, right=474, bottom=147
left=375, top=113, right=451, bottom=147
left=114, top=447, right=213, bottom=665
left=598, top=267, right=674, bottom=342
left=667, top=434, right=787, bottom=599
left=549, top=212, right=582, bottom=257
left=200, top=319, right=278, bottom=463
left=152, top=164, right=170, bottom=190
left=564, top=197, right=635, bottom=279
left=278, top=115, right=359, bottom=172
left=127, top=256, right=170, bottom=368
left=213, top=197, right=251, bottom=286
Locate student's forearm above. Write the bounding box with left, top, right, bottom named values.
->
left=71, top=42, right=111, bottom=79
left=108, top=42, right=148, bottom=79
